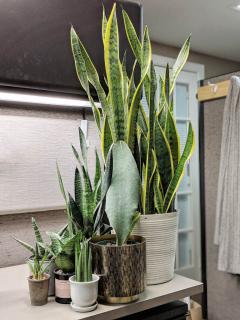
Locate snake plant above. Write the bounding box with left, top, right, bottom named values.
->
left=14, top=217, right=49, bottom=258
left=75, top=233, right=92, bottom=282
left=27, top=245, right=50, bottom=280
left=71, top=4, right=195, bottom=215
left=57, top=126, right=111, bottom=238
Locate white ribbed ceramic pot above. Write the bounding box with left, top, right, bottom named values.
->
left=133, top=212, right=178, bottom=285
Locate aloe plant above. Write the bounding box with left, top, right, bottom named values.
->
left=71, top=4, right=195, bottom=215
left=75, top=233, right=92, bottom=282
left=57, top=126, right=110, bottom=238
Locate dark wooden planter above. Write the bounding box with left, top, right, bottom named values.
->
left=91, top=235, right=146, bottom=303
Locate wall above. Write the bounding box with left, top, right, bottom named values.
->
left=203, top=71, right=240, bottom=320
left=152, top=41, right=240, bottom=79
left=0, top=110, right=99, bottom=268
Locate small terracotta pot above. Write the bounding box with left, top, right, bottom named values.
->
left=28, top=274, right=50, bottom=306
left=91, top=235, right=146, bottom=304
left=28, top=258, right=55, bottom=296
left=54, top=269, right=74, bottom=304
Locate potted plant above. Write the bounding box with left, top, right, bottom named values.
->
left=71, top=4, right=195, bottom=285
left=69, top=233, right=99, bottom=312
left=27, top=245, right=50, bottom=306
left=14, top=217, right=56, bottom=296
left=91, top=141, right=146, bottom=303
left=54, top=126, right=111, bottom=303
left=47, top=229, right=75, bottom=304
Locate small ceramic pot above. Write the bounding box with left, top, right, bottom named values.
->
left=28, top=274, right=50, bottom=306
left=133, top=212, right=179, bottom=285
left=91, top=235, right=146, bottom=304
left=69, top=274, right=99, bottom=312
left=54, top=269, right=74, bottom=304
left=28, top=258, right=55, bottom=296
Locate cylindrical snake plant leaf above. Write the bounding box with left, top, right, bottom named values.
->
left=105, top=141, right=140, bottom=245
left=163, top=122, right=195, bottom=212
left=104, top=4, right=125, bottom=141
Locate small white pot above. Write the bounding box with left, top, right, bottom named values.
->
left=133, top=212, right=178, bottom=285
left=28, top=258, right=56, bottom=296
left=69, top=274, right=99, bottom=312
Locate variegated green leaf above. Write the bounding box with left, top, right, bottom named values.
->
left=74, top=167, right=83, bottom=213
left=154, top=120, right=174, bottom=194
left=101, top=115, right=113, bottom=162
left=14, top=237, right=35, bottom=255
left=79, top=127, right=88, bottom=169
left=102, top=6, right=107, bottom=43
left=94, top=149, right=101, bottom=189
left=104, top=4, right=125, bottom=141
left=31, top=217, right=45, bottom=257
left=170, top=36, right=191, bottom=94
left=122, top=9, right=142, bottom=64
left=127, top=26, right=151, bottom=151
left=163, top=122, right=195, bottom=212
left=166, top=110, right=180, bottom=170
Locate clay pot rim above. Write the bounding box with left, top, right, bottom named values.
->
left=69, top=274, right=99, bottom=285
left=28, top=273, right=50, bottom=282
left=54, top=269, right=74, bottom=276
left=91, top=234, right=146, bottom=248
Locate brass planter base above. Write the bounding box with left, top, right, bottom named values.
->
left=99, top=294, right=139, bottom=304
left=91, top=235, right=146, bottom=304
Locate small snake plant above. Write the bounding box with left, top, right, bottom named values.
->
left=27, top=245, right=50, bottom=280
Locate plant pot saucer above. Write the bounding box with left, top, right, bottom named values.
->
left=70, top=302, right=98, bottom=313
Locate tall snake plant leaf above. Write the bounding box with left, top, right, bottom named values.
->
left=127, top=26, right=151, bottom=152
left=153, top=169, right=164, bottom=213
left=154, top=120, right=174, bottom=194
left=79, top=127, right=88, bottom=169
left=13, top=237, right=35, bottom=255
left=94, top=149, right=101, bottom=189
left=69, top=193, right=84, bottom=230
left=70, top=27, right=89, bottom=93
left=31, top=217, right=45, bottom=256
left=163, top=122, right=195, bottom=212
left=74, top=167, right=83, bottom=213
left=166, top=110, right=180, bottom=170
left=142, top=63, right=157, bottom=214
left=170, top=36, right=191, bottom=94
left=71, top=27, right=110, bottom=132
left=105, top=141, right=140, bottom=245
left=104, top=4, right=125, bottom=141
left=56, top=163, right=73, bottom=235
left=101, top=115, right=113, bottom=162
left=81, top=165, right=93, bottom=218
left=122, top=9, right=142, bottom=65
left=102, top=6, right=107, bottom=43
left=93, top=146, right=113, bottom=233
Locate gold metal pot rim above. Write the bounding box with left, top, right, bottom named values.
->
left=98, top=294, right=139, bottom=304
left=91, top=234, right=146, bottom=248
